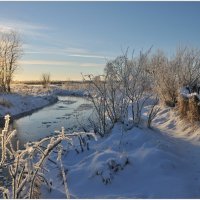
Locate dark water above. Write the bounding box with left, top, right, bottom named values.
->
left=14, top=96, right=94, bottom=145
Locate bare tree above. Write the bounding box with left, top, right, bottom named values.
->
left=41, top=73, right=51, bottom=88
left=0, top=31, right=22, bottom=92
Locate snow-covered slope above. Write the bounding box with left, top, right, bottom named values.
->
left=0, top=86, right=87, bottom=121
left=0, top=93, right=58, bottom=120
left=41, top=105, right=200, bottom=198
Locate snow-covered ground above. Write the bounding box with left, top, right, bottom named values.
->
left=2, top=85, right=200, bottom=198
left=40, top=103, right=200, bottom=198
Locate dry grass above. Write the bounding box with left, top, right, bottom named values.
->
left=188, top=95, right=200, bottom=122
left=178, top=94, right=200, bottom=122
left=62, top=81, right=89, bottom=91
left=178, top=95, right=189, bottom=119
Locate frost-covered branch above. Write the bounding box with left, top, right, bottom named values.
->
left=0, top=115, right=16, bottom=166
left=0, top=116, right=97, bottom=199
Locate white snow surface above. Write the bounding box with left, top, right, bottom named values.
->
left=41, top=103, right=200, bottom=199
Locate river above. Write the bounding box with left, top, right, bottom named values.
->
left=14, top=96, right=94, bottom=145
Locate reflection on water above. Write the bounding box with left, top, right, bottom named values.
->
left=14, top=96, right=94, bottom=145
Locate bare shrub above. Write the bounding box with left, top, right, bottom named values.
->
left=147, top=98, right=160, bottom=128
left=83, top=75, right=113, bottom=136
left=41, top=73, right=51, bottom=88
left=149, top=47, right=200, bottom=108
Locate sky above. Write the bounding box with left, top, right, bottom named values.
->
left=0, top=2, right=200, bottom=81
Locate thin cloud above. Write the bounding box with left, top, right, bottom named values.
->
left=69, top=54, right=106, bottom=59
left=24, top=46, right=111, bottom=60
left=25, top=51, right=107, bottom=59
left=19, top=60, right=76, bottom=66
left=0, top=19, right=50, bottom=38
left=19, top=60, right=105, bottom=68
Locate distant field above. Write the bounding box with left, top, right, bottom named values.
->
left=13, top=80, right=88, bottom=85
left=12, top=80, right=91, bottom=91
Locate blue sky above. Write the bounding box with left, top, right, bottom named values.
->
left=0, top=2, right=200, bottom=81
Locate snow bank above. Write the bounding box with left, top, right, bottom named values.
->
left=0, top=85, right=88, bottom=123
left=0, top=93, right=58, bottom=122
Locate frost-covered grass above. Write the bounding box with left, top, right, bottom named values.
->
left=0, top=115, right=97, bottom=198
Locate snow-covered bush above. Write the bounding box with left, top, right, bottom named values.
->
left=83, top=74, right=116, bottom=136
left=94, top=156, right=130, bottom=185
left=175, top=47, right=200, bottom=88
left=0, top=115, right=16, bottom=166
left=148, top=50, right=178, bottom=107
left=83, top=49, right=153, bottom=135
left=149, top=47, right=200, bottom=107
